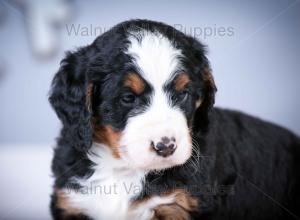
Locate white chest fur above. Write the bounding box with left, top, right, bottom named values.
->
left=63, top=144, right=146, bottom=220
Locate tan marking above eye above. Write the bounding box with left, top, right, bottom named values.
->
left=124, top=72, right=145, bottom=94
left=174, top=73, right=190, bottom=92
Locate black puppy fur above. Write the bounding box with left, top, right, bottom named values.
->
left=49, top=19, right=300, bottom=220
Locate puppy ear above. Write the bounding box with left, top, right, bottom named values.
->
left=49, top=48, right=94, bottom=151
left=196, top=67, right=217, bottom=132
left=190, top=40, right=217, bottom=132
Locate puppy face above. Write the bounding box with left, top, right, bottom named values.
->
left=91, top=31, right=211, bottom=170
left=50, top=20, right=216, bottom=171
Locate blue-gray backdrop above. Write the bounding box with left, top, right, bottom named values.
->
left=0, top=1, right=299, bottom=218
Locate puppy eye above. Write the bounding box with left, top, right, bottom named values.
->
left=121, top=92, right=136, bottom=105
left=178, top=90, right=189, bottom=102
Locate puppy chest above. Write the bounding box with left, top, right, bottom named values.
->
left=65, top=173, right=145, bottom=220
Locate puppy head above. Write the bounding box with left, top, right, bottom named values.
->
left=49, top=20, right=216, bottom=170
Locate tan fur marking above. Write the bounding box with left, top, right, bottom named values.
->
left=152, top=190, right=198, bottom=220
left=55, top=189, right=83, bottom=216
left=152, top=204, right=190, bottom=220
left=174, top=74, right=190, bottom=92
left=124, top=73, right=145, bottom=94
left=131, top=189, right=198, bottom=220
left=203, top=68, right=216, bottom=91
left=172, top=189, right=198, bottom=211
left=92, top=121, right=122, bottom=158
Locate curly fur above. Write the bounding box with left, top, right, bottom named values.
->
left=49, top=19, right=300, bottom=220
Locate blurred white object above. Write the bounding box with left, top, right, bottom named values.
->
left=9, top=0, right=73, bottom=59
left=26, top=0, right=72, bottom=58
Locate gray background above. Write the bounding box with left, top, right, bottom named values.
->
left=0, top=0, right=299, bottom=219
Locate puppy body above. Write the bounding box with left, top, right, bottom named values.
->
left=49, top=19, right=300, bottom=220
left=144, top=108, right=300, bottom=220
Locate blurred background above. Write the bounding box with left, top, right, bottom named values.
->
left=0, top=0, right=299, bottom=219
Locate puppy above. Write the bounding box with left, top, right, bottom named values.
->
left=49, top=19, right=300, bottom=220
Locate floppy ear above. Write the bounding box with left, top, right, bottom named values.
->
left=190, top=40, right=217, bottom=132
left=49, top=48, right=94, bottom=152
left=196, top=67, right=217, bottom=132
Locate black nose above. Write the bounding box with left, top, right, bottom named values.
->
left=151, top=137, right=177, bottom=157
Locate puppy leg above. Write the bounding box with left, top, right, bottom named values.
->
left=51, top=189, right=90, bottom=220
left=129, top=189, right=198, bottom=220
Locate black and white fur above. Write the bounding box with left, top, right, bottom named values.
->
left=49, top=19, right=300, bottom=220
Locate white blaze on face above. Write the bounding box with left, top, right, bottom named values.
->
left=121, top=31, right=192, bottom=170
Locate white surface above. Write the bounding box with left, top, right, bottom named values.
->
left=0, top=144, right=53, bottom=220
